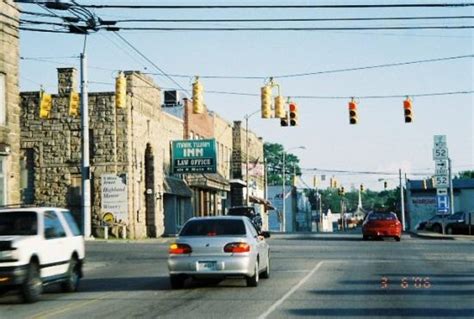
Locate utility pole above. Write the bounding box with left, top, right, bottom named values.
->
left=449, top=157, right=455, bottom=215
left=399, top=168, right=406, bottom=231
left=80, top=52, right=91, bottom=238
left=282, top=151, right=286, bottom=232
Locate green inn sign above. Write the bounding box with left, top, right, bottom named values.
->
left=172, top=139, right=217, bottom=174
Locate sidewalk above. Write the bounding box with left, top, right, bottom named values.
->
left=411, top=231, right=474, bottom=241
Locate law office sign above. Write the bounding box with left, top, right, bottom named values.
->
left=172, top=139, right=217, bottom=174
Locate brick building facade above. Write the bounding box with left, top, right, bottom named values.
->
left=0, top=1, right=20, bottom=206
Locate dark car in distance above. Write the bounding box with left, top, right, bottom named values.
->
left=227, top=206, right=263, bottom=233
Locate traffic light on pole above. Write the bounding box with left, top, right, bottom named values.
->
left=280, top=111, right=289, bottom=127
left=115, top=72, right=126, bottom=108
left=338, top=186, right=345, bottom=196
left=274, top=95, right=285, bottom=119
left=360, top=184, right=364, bottom=192
left=422, top=179, right=427, bottom=189
left=39, top=90, right=52, bottom=119
left=261, top=85, right=272, bottom=118
left=289, top=102, right=298, bottom=126
left=403, top=98, right=413, bottom=123
left=348, top=99, right=358, bottom=125
left=192, top=77, right=204, bottom=114
left=69, top=91, right=80, bottom=116
left=384, top=181, right=388, bottom=190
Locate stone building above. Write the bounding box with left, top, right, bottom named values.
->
left=20, top=69, right=191, bottom=238
left=0, top=1, right=20, bottom=206
left=231, top=121, right=269, bottom=230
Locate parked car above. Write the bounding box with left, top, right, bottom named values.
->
left=421, top=212, right=464, bottom=234
left=227, top=206, right=263, bottom=233
left=446, top=212, right=472, bottom=235
left=0, top=207, right=85, bottom=303
left=362, top=211, right=402, bottom=241
left=167, top=216, right=270, bottom=289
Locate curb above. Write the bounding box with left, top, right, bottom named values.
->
left=410, top=231, right=474, bottom=241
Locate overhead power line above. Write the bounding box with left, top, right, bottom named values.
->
left=79, top=3, right=474, bottom=9
left=109, top=26, right=474, bottom=31
left=111, top=16, right=474, bottom=23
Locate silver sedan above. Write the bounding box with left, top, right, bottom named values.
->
left=167, top=216, right=270, bottom=288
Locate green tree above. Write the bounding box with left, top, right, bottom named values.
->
left=264, top=142, right=302, bottom=185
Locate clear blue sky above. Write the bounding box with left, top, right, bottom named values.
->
left=18, top=1, right=474, bottom=191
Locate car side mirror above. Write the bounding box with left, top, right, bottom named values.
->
left=260, top=231, right=271, bottom=238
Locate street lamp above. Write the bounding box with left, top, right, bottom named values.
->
left=244, top=109, right=261, bottom=206
left=282, top=146, right=305, bottom=232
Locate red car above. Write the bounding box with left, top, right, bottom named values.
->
left=362, top=212, right=402, bottom=241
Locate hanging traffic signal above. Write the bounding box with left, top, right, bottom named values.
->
left=289, top=102, right=298, bottom=126
left=192, top=77, right=204, bottom=114
left=261, top=85, right=272, bottom=118
left=384, top=181, right=388, bottom=189
left=422, top=179, right=427, bottom=189
left=292, top=175, right=297, bottom=187
left=39, top=90, right=52, bottom=119
left=338, top=186, right=345, bottom=196
left=348, top=99, right=358, bottom=125
left=403, top=98, right=413, bottom=123
left=274, top=95, right=285, bottom=118
left=280, top=111, right=289, bottom=127
left=115, top=72, right=126, bottom=108
left=69, top=91, right=80, bottom=116
left=360, top=184, right=364, bottom=192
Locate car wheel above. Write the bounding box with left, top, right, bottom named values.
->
left=432, top=224, right=442, bottom=234
left=170, top=275, right=185, bottom=289
left=261, top=254, right=270, bottom=279
left=21, top=261, right=42, bottom=303
left=395, top=236, right=401, bottom=242
left=61, top=257, right=81, bottom=292
left=246, top=259, right=259, bottom=287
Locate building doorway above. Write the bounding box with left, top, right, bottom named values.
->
left=144, top=143, right=156, bottom=237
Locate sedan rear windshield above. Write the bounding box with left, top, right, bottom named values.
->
left=368, top=213, right=397, bottom=221
left=180, top=219, right=246, bottom=236
left=0, top=212, right=38, bottom=236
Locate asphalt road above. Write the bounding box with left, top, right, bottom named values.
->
left=1, top=232, right=473, bottom=319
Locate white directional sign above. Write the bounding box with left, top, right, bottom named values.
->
left=433, top=135, right=446, bottom=144
left=435, top=160, right=448, bottom=176
left=434, top=175, right=449, bottom=188
left=437, top=188, right=448, bottom=196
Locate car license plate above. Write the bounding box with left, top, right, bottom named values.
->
left=197, top=261, right=217, bottom=271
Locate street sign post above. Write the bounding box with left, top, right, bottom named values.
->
left=172, top=139, right=217, bottom=174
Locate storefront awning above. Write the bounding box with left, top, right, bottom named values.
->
left=249, top=195, right=275, bottom=211
left=163, top=177, right=193, bottom=197
left=186, top=173, right=230, bottom=192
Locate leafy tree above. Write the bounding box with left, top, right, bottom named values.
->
left=264, top=142, right=302, bottom=185
left=456, top=170, right=474, bottom=179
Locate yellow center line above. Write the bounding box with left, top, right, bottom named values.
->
left=30, top=292, right=116, bottom=319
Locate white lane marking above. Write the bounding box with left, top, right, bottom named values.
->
left=258, top=261, right=325, bottom=319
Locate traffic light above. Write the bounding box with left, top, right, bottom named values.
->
left=115, top=72, right=126, bottom=108
left=313, top=176, right=319, bottom=188
left=422, top=179, right=427, bottom=189
left=274, top=95, right=285, bottom=119
left=360, top=184, right=364, bottom=192
left=69, top=91, right=80, bottom=116
left=280, top=111, right=289, bottom=127
left=330, top=178, right=338, bottom=188
left=192, top=77, right=204, bottom=114
left=39, top=90, right=52, bottom=119
left=384, top=181, right=388, bottom=189
left=261, top=84, right=272, bottom=118
left=289, top=102, right=298, bottom=126
left=338, top=186, right=345, bottom=196
left=292, top=175, right=297, bottom=187
left=348, top=99, right=358, bottom=125
left=403, top=98, right=413, bottom=123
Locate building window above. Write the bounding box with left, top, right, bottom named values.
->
left=176, top=199, right=185, bottom=230
left=20, top=149, right=35, bottom=204
left=0, top=157, right=6, bottom=205
left=0, top=74, right=5, bottom=126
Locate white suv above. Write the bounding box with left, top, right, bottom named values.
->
left=0, top=207, right=85, bottom=303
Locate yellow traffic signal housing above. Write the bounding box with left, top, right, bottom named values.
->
left=292, top=175, right=297, bottom=187
left=422, top=179, right=427, bottom=189
left=115, top=72, right=126, bottom=108
left=289, top=102, right=298, bottom=126
left=39, top=91, right=52, bottom=119
left=338, top=186, right=345, bottom=196
left=404, top=98, right=413, bottom=123
left=192, top=77, right=204, bottom=114
left=384, top=181, right=388, bottom=189
left=274, top=95, right=285, bottom=118
left=313, top=176, right=319, bottom=188
left=261, top=85, right=272, bottom=118
left=360, top=184, right=364, bottom=192
left=348, top=100, right=358, bottom=125
left=69, top=91, right=80, bottom=116
left=280, top=111, right=289, bottom=127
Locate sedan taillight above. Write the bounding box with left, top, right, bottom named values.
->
left=224, top=242, right=250, bottom=253
left=169, top=243, right=192, bottom=254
